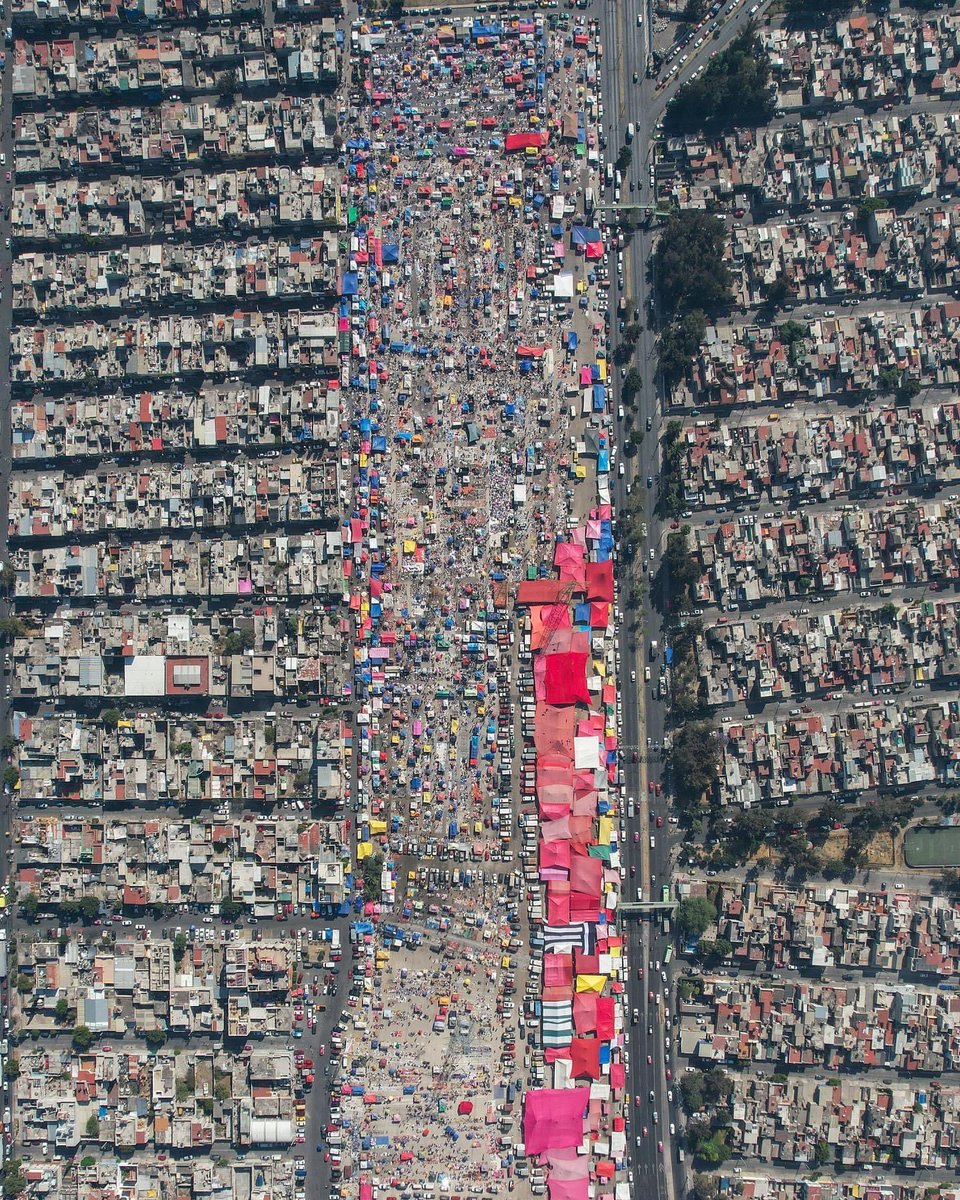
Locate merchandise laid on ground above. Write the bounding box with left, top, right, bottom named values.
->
left=7, top=0, right=960, bottom=1198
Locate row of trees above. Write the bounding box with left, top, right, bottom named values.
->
left=655, top=212, right=732, bottom=385
left=664, top=26, right=775, bottom=136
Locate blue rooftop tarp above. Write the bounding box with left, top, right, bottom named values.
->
left=341, top=272, right=359, bottom=296
left=572, top=225, right=602, bottom=245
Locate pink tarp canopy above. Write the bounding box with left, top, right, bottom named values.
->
left=458, top=1100, right=474, bottom=1115
left=555, top=542, right=587, bottom=582
left=544, top=1149, right=590, bottom=1181
left=541, top=815, right=572, bottom=844
left=547, top=883, right=571, bottom=925
left=575, top=951, right=601, bottom=975
left=538, top=782, right=574, bottom=810
left=543, top=652, right=590, bottom=706
left=523, top=1089, right=589, bottom=1155
left=569, top=854, right=603, bottom=897
left=573, top=992, right=597, bottom=1034
left=609, top=1062, right=626, bottom=1090
left=535, top=705, right=576, bottom=758
left=571, top=791, right=598, bottom=817
left=544, top=954, right=573, bottom=988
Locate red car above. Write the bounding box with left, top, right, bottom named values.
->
left=638, top=966, right=644, bottom=979
left=656, top=815, right=663, bottom=828
left=665, top=1068, right=673, bottom=1082
left=635, top=1096, right=641, bottom=1108
left=655, top=782, right=662, bottom=796
left=642, top=1127, right=648, bottom=1137
left=657, top=1141, right=664, bottom=1153
left=648, top=781, right=655, bottom=794
left=633, top=832, right=639, bottom=843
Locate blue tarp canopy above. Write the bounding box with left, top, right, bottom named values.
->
left=571, top=225, right=602, bottom=245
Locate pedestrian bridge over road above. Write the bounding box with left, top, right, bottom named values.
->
left=619, top=901, right=676, bottom=916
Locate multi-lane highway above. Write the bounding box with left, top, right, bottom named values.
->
left=590, top=0, right=773, bottom=1195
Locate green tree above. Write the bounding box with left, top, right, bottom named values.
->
left=680, top=1071, right=706, bottom=1113
left=814, top=1140, right=832, bottom=1165
left=220, top=898, right=245, bottom=922
left=79, top=896, right=100, bottom=923
left=224, top=629, right=255, bottom=655
left=672, top=722, right=719, bottom=814
left=765, top=272, right=793, bottom=311
left=691, top=1174, right=717, bottom=1200
left=72, top=1025, right=94, bottom=1052
left=215, top=1078, right=232, bottom=1102
left=55, top=997, right=71, bottom=1024
left=80, top=1157, right=96, bottom=1169
left=4, top=1057, right=20, bottom=1081
left=663, top=529, right=700, bottom=608
left=3, top=1160, right=27, bottom=1198
left=876, top=365, right=900, bottom=394
left=677, top=897, right=717, bottom=937
left=778, top=319, right=808, bottom=348
left=2, top=766, right=19, bottom=791
left=85, top=1114, right=101, bottom=1138
left=659, top=310, right=708, bottom=384
left=682, top=0, right=706, bottom=20
left=101, top=708, right=121, bottom=730
left=20, top=893, right=38, bottom=922
left=15, top=974, right=33, bottom=995
left=173, top=933, right=188, bottom=962
left=696, top=937, right=733, bottom=962
left=0, top=618, right=25, bottom=641
left=703, top=1067, right=733, bottom=1106
left=687, top=1121, right=729, bottom=1165
left=665, top=26, right=775, bottom=135
left=362, top=854, right=384, bottom=902
left=857, top=196, right=890, bottom=220
left=725, top=808, right=774, bottom=857
left=623, top=368, right=643, bottom=405
left=656, top=213, right=732, bottom=322
left=144, top=1028, right=166, bottom=1050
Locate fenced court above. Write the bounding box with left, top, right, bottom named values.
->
left=904, top=825, right=960, bottom=868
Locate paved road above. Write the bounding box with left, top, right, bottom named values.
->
left=592, top=0, right=777, bottom=1194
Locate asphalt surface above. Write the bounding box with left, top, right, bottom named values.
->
left=593, top=0, right=775, bottom=1194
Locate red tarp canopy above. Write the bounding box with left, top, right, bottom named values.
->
left=543, top=652, right=590, bottom=706
left=517, top=580, right=584, bottom=606
left=505, top=131, right=545, bottom=151
left=585, top=560, right=614, bottom=603
left=570, top=1039, right=600, bottom=1081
